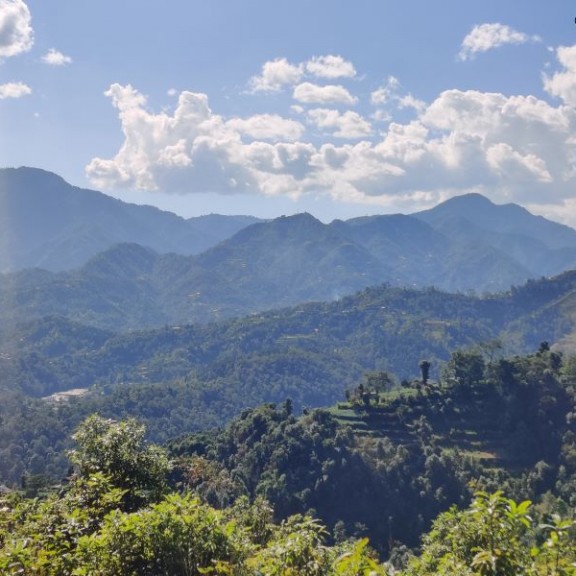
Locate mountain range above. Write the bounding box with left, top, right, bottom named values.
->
left=0, top=167, right=259, bottom=272
left=1, top=167, right=576, bottom=330
left=3, top=167, right=576, bottom=486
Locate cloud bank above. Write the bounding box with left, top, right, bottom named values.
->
left=87, top=43, right=576, bottom=222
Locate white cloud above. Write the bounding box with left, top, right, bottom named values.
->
left=398, top=94, right=426, bottom=113
left=293, top=82, right=357, bottom=105
left=458, top=23, right=540, bottom=61
left=0, top=0, right=32, bottom=59
left=245, top=141, right=317, bottom=186
left=86, top=84, right=313, bottom=196
left=371, top=109, right=392, bottom=123
left=89, top=46, right=576, bottom=220
left=41, top=48, right=72, bottom=66
left=305, top=55, right=356, bottom=79
left=248, top=58, right=303, bottom=93
left=543, top=45, right=576, bottom=106
left=307, top=108, right=372, bottom=138
left=371, top=76, right=425, bottom=117
left=486, top=142, right=552, bottom=183
left=227, top=114, right=304, bottom=141
left=370, top=76, right=400, bottom=105
left=374, top=88, right=575, bottom=203
left=249, top=54, right=356, bottom=94
left=0, top=80, right=31, bottom=98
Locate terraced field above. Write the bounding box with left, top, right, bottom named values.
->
left=330, top=386, right=513, bottom=469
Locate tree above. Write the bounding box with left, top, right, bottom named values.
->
left=68, top=415, right=171, bottom=511
left=403, top=491, right=576, bottom=576
left=365, top=371, right=395, bottom=394
left=444, top=350, right=486, bottom=394
left=419, top=361, right=431, bottom=386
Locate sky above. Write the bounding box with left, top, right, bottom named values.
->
left=2, top=1, right=576, bottom=226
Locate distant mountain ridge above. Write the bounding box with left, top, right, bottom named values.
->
left=414, top=193, right=576, bottom=277
left=0, top=167, right=260, bottom=272
left=415, top=192, right=576, bottom=250
left=1, top=167, right=576, bottom=329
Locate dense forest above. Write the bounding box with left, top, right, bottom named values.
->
left=2, top=269, right=576, bottom=486
left=1, top=344, right=576, bottom=573
left=167, top=343, right=576, bottom=552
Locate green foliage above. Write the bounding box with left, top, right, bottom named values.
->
left=75, top=494, right=240, bottom=575
left=404, top=491, right=576, bottom=576
left=69, top=415, right=171, bottom=511
left=0, top=414, right=389, bottom=575
left=443, top=350, right=486, bottom=391
left=2, top=414, right=576, bottom=575
left=332, top=538, right=388, bottom=576
left=169, top=404, right=470, bottom=553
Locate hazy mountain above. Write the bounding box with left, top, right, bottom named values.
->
left=414, top=193, right=576, bottom=277
left=194, top=213, right=388, bottom=303
left=2, top=168, right=576, bottom=327
left=0, top=167, right=260, bottom=272
left=415, top=192, right=576, bottom=248
left=2, top=197, right=576, bottom=330
left=0, top=217, right=388, bottom=330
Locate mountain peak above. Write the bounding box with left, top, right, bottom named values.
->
left=415, top=192, right=576, bottom=252
left=0, top=166, right=69, bottom=190
left=277, top=212, right=321, bottom=223
left=416, top=193, right=496, bottom=219
left=0, top=166, right=259, bottom=272
left=267, top=212, right=324, bottom=233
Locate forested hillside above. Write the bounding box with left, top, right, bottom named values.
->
left=1, top=344, right=575, bottom=573
left=167, top=343, right=576, bottom=552
left=3, top=270, right=576, bottom=398
left=2, top=271, right=576, bottom=485
left=2, top=170, right=576, bottom=571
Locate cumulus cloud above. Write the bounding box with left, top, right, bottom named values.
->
left=293, top=82, right=357, bottom=105
left=248, top=58, right=303, bottom=93
left=398, top=94, right=426, bottom=113
left=0, top=80, right=31, bottom=98
left=0, top=0, right=33, bottom=59
left=543, top=45, right=576, bottom=106
left=306, top=55, right=356, bottom=79
left=88, top=46, right=576, bottom=222
left=86, top=84, right=316, bottom=196
left=458, top=23, right=540, bottom=61
left=307, top=108, right=372, bottom=138
left=370, top=76, right=400, bottom=105
left=371, top=76, right=425, bottom=116
left=367, top=88, right=575, bottom=205
left=248, top=54, right=356, bottom=93
left=41, top=48, right=72, bottom=66
left=86, top=84, right=251, bottom=193
left=226, top=114, right=304, bottom=141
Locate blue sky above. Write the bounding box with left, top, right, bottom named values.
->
left=2, top=1, right=576, bottom=226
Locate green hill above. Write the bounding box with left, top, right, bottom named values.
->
left=2, top=272, right=576, bottom=486
left=167, top=344, right=576, bottom=553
